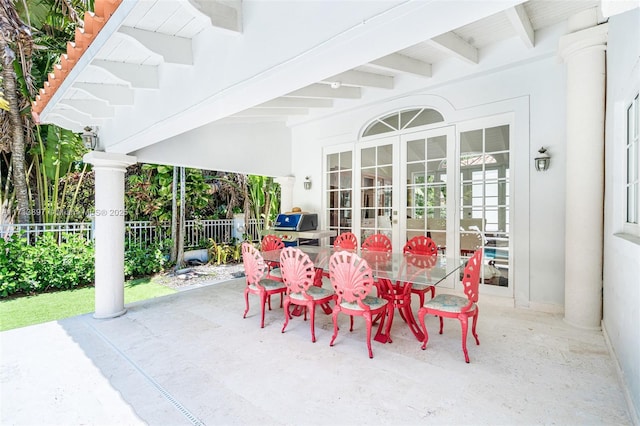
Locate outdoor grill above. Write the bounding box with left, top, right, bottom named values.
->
left=271, top=212, right=319, bottom=246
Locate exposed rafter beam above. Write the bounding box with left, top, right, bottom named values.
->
left=48, top=108, right=104, bottom=126
left=118, top=27, right=193, bottom=65
left=186, top=0, right=243, bottom=33
left=258, top=98, right=334, bottom=108
left=72, top=82, right=134, bottom=105
left=505, top=4, right=534, bottom=48
left=46, top=113, right=85, bottom=132
left=58, top=99, right=114, bottom=118
left=90, top=60, right=159, bottom=89
left=429, top=32, right=479, bottom=64
left=284, top=84, right=361, bottom=99
left=233, top=108, right=309, bottom=117
left=369, top=53, right=432, bottom=77
left=323, top=70, right=394, bottom=89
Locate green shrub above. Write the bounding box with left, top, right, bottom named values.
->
left=124, top=240, right=170, bottom=279
left=0, top=233, right=94, bottom=297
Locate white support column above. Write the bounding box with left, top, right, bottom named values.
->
left=275, top=176, right=295, bottom=213
left=84, top=151, right=137, bottom=319
left=559, top=14, right=608, bottom=329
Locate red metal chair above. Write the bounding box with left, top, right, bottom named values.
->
left=279, top=248, right=335, bottom=342
left=417, top=249, right=483, bottom=363
left=329, top=251, right=392, bottom=358
left=361, top=233, right=392, bottom=297
left=241, top=242, right=286, bottom=328
left=333, top=232, right=359, bottom=250
left=403, top=236, right=438, bottom=306
left=361, top=233, right=392, bottom=252
left=261, top=234, right=284, bottom=281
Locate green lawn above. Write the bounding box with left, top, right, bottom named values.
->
left=0, top=277, right=176, bottom=332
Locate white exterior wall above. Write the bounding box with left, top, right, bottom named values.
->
left=132, top=121, right=291, bottom=176
left=290, top=54, right=567, bottom=311
left=603, top=8, right=640, bottom=423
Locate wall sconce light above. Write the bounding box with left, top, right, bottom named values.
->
left=82, top=126, right=98, bottom=150
left=303, top=176, right=312, bottom=190
left=534, top=147, right=550, bottom=172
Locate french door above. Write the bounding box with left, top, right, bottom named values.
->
left=354, top=137, right=400, bottom=248
left=325, top=120, right=512, bottom=296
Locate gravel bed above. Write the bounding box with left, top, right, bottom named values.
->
left=154, top=263, right=245, bottom=290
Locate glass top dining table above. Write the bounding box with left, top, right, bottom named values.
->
left=261, top=245, right=465, bottom=344
left=261, top=245, right=462, bottom=287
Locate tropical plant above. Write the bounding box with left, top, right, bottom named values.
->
left=1, top=0, right=92, bottom=224
left=208, top=238, right=243, bottom=265
left=246, top=175, right=280, bottom=234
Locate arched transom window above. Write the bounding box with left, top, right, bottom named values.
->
left=361, top=108, right=445, bottom=138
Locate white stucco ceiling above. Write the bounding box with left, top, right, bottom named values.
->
left=37, top=0, right=602, bottom=157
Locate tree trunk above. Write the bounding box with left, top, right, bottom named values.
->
left=0, top=39, right=29, bottom=224
left=170, top=166, right=178, bottom=262
left=176, top=166, right=186, bottom=268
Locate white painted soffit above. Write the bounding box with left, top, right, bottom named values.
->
left=103, top=0, right=526, bottom=155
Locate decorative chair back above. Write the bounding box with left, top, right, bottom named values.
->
left=279, top=247, right=316, bottom=295
left=329, top=251, right=375, bottom=308
left=241, top=242, right=267, bottom=286
left=333, top=232, right=359, bottom=250
left=261, top=234, right=284, bottom=251
left=403, top=235, right=437, bottom=256
left=361, top=233, right=392, bottom=253
left=461, top=249, right=483, bottom=310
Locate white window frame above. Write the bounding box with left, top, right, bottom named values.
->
left=623, top=92, right=640, bottom=238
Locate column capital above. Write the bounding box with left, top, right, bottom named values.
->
left=83, top=151, right=137, bottom=172
left=274, top=175, right=295, bottom=189
left=558, top=23, right=608, bottom=62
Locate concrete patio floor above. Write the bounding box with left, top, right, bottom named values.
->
left=0, top=278, right=634, bottom=425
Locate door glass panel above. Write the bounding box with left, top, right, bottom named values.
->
left=361, top=147, right=376, bottom=167
left=405, top=133, right=447, bottom=249
left=360, top=143, right=394, bottom=244
left=325, top=149, right=353, bottom=244
left=460, top=126, right=510, bottom=288
left=378, top=145, right=393, bottom=165
left=407, top=139, right=425, bottom=162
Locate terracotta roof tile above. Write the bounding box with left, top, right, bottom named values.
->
left=32, top=0, right=122, bottom=121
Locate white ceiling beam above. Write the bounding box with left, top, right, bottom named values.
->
left=429, top=32, right=479, bottom=64
left=48, top=108, right=105, bottom=126
left=118, top=26, right=193, bottom=65
left=258, top=98, right=334, bottom=108
left=233, top=108, right=309, bottom=117
left=323, top=70, right=394, bottom=89
left=369, top=53, right=432, bottom=77
left=505, top=4, right=535, bottom=49
left=90, top=60, right=159, bottom=89
left=72, top=82, right=134, bottom=106
left=58, top=99, right=115, bottom=118
left=45, top=114, right=85, bottom=133
left=186, top=0, right=243, bottom=33
left=284, top=84, right=361, bottom=99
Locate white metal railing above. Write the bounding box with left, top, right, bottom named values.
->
left=1, top=219, right=265, bottom=249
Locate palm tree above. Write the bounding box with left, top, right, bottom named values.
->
left=0, top=0, right=34, bottom=224
left=0, top=0, right=89, bottom=225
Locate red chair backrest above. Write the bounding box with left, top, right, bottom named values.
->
left=261, top=234, right=284, bottom=251
left=279, top=247, right=315, bottom=294
left=362, top=233, right=392, bottom=253
left=403, top=236, right=437, bottom=256
left=329, top=251, right=375, bottom=306
left=461, top=249, right=483, bottom=310
left=241, top=242, right=267, bottom=286
left=334, top=232, right=359, bottom=250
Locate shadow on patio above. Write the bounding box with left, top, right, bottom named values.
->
left=0, top=278, right=632, bottom=425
